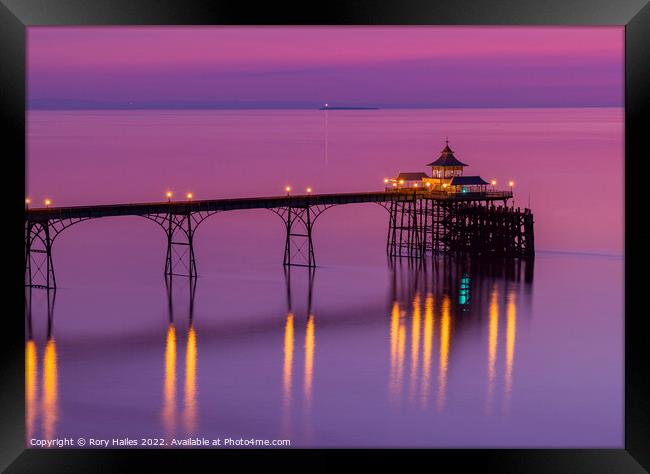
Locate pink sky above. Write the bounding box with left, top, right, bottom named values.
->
left=28, top=27, right=623, bottom=108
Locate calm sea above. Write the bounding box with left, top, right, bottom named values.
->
left=25, top=108, right=623, bottom=447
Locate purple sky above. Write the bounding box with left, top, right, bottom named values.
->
left=27, top=27, right=623, bottom=109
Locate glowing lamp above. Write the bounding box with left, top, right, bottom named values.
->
left=392, top=182, right=397, bottom=187
left=25, top=198, right=31, bottom=205
left=384, top=178, right=389, bottom=184
left=285, top=186, right=291, bottom=194
left=426, top=182, right=431, bottom=187
left=399, top=180, right=404, bottom=185
left=306, top=187, right=312, bottom=193
left=491, top=180, right=497, bottom=186
left=44, top=199, right=51, bottom=207
left=186, top=193, right=193, bottom=200
left=509, top=181, right=515, bottom=187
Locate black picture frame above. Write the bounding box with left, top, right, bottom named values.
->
left=1, top=0, right=648, bottom=471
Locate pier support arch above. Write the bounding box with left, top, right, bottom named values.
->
left=270, top=203, right=335, bottom=267
left=25, top=217, right=91, bottom=289
left=142, top=209, right=219, bottom=278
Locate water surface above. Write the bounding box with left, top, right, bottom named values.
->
left=25, top=108, right=623, bottom=447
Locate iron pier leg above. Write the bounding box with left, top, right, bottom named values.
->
left=386, top=200, right=393, bottom=255
left=387, top=196, right=426, bottom=260
left=45, top=223, right=56, bottom=289
left=187, top=211, right=197, bottom=278
left=283, top=204, right=292, bottom=266
left=306, top=206, right=315, bottom=267
left=387, top=200, right=399, bottom=258
left=283, top=205, right=316, bottom=268
left=165, top=211, right=173, bottom=277
left=25, top=221, right=57, bottom=290
left=165, top=212, right=198, bottom=278
left=25, top=222, right=33, bottom=287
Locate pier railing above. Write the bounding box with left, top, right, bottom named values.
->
left=385, top=189, right=513, bottom=201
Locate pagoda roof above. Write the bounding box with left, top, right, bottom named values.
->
left=450, top=176, right=489, bottom=186
left=393, top=172, right=430, bottom=181
left=426, top=142, right=468, bottom=167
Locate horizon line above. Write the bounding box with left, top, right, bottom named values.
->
left=27, top=104, right=624, bottom=111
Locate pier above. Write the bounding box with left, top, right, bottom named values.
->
left=25, top=142, right=534, bottom=289
left=25, top=188, right=533, bottom=289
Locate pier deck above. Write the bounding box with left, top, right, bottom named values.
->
left=26, top=190, right=513, bottom=220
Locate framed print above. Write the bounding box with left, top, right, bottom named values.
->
left=1, top=0, right=648, bottom=471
